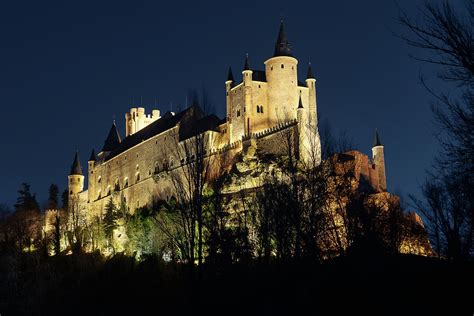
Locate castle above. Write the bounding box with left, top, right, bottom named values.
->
left=67, top=22, right=387, bottom=221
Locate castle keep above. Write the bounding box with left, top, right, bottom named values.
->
left=67, top=22, right=387, bottom=219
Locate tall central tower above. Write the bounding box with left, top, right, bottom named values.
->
left=264, top=21, right=299, bottom=124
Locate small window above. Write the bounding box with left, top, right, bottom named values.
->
left=237, top=110, right=241, bottom=117
left=124, top=178, right=129, bottom=188
left=98, top=176, right=102, bottom=184
left=136, top=172, right=140, bottom=182
left=257, top=106, right=260, bottom=113
left=148, top=169, right=151, bottom=176
left=136, top=153, right=139, bottom=158
left=258, top=84, right=261, bottom=88
left=260, top=106, right=264, bottom=114
left=97, top=190, right=101, bottom=199
left=271, top=66, right=273, bottom=70
left=281, top=64, right=284, bottom=69
left=136, top=164, right=139, bottom=171
left=244, top=106, right=246, bottom=113
left=91, top=170, right=93, bottom=174
left=292, top=66, right=294, bottom=70
left=70, top=190, right=73, bottom=195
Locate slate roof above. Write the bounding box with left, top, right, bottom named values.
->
left=104, top=105, right=221, bottom=161
left=102, top=122, right=122, bottom=152
left=70, top=151, right=83, bottom=175
left=274, top=21, right=293, bottom=57
left=373, top=130, right=382, bottom=147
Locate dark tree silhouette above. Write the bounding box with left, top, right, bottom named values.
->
left=398, top=0, right=474, bottom=260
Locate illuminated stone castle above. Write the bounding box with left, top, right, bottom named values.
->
left=67, top=22, right=387, bottom=220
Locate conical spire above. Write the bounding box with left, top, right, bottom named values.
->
left=373, top=129, right=382, bottom=147
left=227, top=66, right=234, bottom=82
left=102, top=121, right=121, bottom=152
left=306, top=62, right=315, bottom=79
left=274, top=20, right=292, bottom=57
left=70, top=151, right=83, bottom=175
left=243, top=54, right=250, bottom=71
left=88, top=149, right=96, bottom=162
left=298, top=93, right=304, bottom=109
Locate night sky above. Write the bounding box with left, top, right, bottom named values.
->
left=0, top=0, right=453, bottom=208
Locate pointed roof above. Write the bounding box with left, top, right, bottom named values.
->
left=243, top=54, right=251, bottom=71
left=274, top=21, right=293, bottom=57
left=227, top=66, right=234, bottom=82
left=70, top=151, right=83, bottom=175
left=298, top=93, right=304, bottom=109
left=373, top=129, right=382, bottom=147
left=102, top=121, right=122, bottom=152
left=88, top=149, right=96, bottom=162
left=307, top=62, right=315, bottom=79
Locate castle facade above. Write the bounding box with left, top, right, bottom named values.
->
left=67, top=22, right=387, bottom=218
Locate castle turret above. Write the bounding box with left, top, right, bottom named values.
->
left=297, top=93, right=307, bottom=161
left=68, top=151, right=84, bottom=198
left=87, top=149, right=96, bottom=203
left=264, top=21, right=298, bottom=124
left=242, top=54, right=253, bottom=135
left=305, top=62, right=317, bottom=129
left=372, top=130, right=387, bottom=191
left=225, top=67, right=234, bottom=142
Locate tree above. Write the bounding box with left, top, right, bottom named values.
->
left=103, top=198, right=118, bottom=253
left=46, top=184, right=59, bottom=210
left=14, top=182, right=39, bottom=213
left=61, top=189, right=69, bottom=210
left=399, top=1, right=473, bottom=260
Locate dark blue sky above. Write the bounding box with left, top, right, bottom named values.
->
left=0, top=0, right=451, bottom=207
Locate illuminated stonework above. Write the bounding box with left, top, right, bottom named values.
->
left=62, top=22, right=429, bottom=257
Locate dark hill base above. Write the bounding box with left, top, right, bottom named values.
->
left=1, top=252, right=472, bottom=315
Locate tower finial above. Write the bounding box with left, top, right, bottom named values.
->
left=70, top=151, right=83, bottom=175
left=243, top=54, right=250, bottom=71
left=306, top=62, right=315, bottom=79
left=227, top=66, right=234, bottom=82
left=274, top=20, right=292, bottom=57
left=298, top=91, right=304, bottom=109
left=373, top=129, right=382, bottom=147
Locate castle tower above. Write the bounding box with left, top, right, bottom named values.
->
left=372, top=130, right=387, bottom=191
left=225, top=67, right=234, bottom=142
left=305, top=62, right=317, bottom=129
left=87, top=149, right=96, bottom=203
left=68, top=151, right=84, bottom=198
left=242, top=54, right=253, bottom=135
left=264, top=21, right=298, bottom=124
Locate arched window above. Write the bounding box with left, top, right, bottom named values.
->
left=124, top=178, right=129, bottom=188
left=98, top=176, right=102, bottom=184
left=154, top=161, right=159, bottom=174
left=135, top=172, right=140, bottom=183
left=260, top=106, right=263, bottom=113
left=97, top=189, right=101, bottom=199
left=281, top=64, right=284, bottom=68
left=114, top=178, right=120, bottom=192
left=237, top=110, right=241, bottom=117
left=106, top=185, right=111, bottom=196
